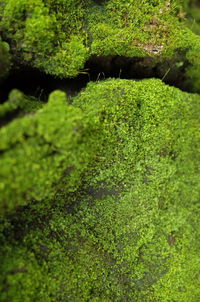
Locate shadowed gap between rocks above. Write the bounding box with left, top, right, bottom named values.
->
left=0, top=53, right=191, bottom=104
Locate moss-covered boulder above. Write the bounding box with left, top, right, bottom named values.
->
left=0, top=79, right=200, bottom=301
left=1, top=0, right=200, bottom=90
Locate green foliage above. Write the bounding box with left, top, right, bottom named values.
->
left=0, top=89, right=42, bottom=119
left=0, top=79, right=200, bottom=300
left=0, top=245, right=51, bottom=302
left=87, top=0, right=179, bottom=56
left=183, top=0, right=200, bottom=35
left=1, top=1, right=200, bottom=301
left=0, top=37, right=11, bottom=80
left=0, top=90, right=99, bottom=213
left=0, top=0, right=89, bottom=76
left=41, top=36, right=89, bottom=77
left=1, top=0, right=200, bottom=86
left=85, top=0, right=200, bottom=92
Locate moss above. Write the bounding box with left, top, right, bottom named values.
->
left=0, top=90, right=99, bottom=213
left=1, top=0, right=200, bottom=89
left=0, top=37, right=11, bottom=80
left=85, top=1, right=200, bottom=92
left=87, top=0, right=180, bottom=57
left=1, top=1, right=200, bottom=301
left=0, top=0, right=90, bottom=77
left=0, top=246, right=52, bottom=302
left=0, top=79, right=200, bottom=300
left=0, top=89, right=43, bottom=120
left=183, top=0, right=200, bottom=35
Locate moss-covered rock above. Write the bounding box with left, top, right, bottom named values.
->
left=0, top=90, right=99, bottom=213
left=1, top=1, right=200, bottom=301
left=0, top=0, right=90, bottom=77
left=0, top=79, right=200, bottom=300
left=1, top=0, right=200, bottom=90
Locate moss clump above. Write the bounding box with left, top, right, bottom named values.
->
left=0, top=89, right=42, bottom=120
left=0, top=79, right=200, bottom=300
left=0, top=0, right=90, bottom=77
left=86, top=0, right=182, bottom=57
left=0, top=90, right=99, bottom=213
left=180, top=0, right=200, bottom=91
left=85, top=1, right=200, bottom=92
left=0, top=37, right=11, bottom=80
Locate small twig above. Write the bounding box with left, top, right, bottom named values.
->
left=96, top=73, right=101, bottom=81
left=162, top=67, right=171, bottom=81
left=38, top=89, right=44, bottom=101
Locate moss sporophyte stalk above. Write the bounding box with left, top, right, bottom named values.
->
left=0, top=1, right=200, bottom=301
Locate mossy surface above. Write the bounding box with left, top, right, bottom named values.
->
left=0, top=37, right=11, bottom=80
left=0, top=90, right=99, bottom=213
left=0, top=79, right=200, bottom=301
left=1, top=0, right=200, bottom=301
left=1, top=0, right=200, bottom=90
left=0, top=89, right=42, bottom=120
left=0, top=0, right=90, bottom=77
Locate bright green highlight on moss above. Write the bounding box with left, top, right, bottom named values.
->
left=0, top=90, right=99, bottom=213
left=0, top=78, right=200, bottom=300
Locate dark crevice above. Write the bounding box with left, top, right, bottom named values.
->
left=93, top=0, right=106, bottom=4
left=0, top=54, right=192, bottom=105
left=85, top=54, right=191, bottom=91
left=0, top=65, right=89, bottom=104
left=0, top=108, right=21, bottom=127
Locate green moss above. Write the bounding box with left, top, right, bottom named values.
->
left=85, top=1, right=200, bottom=92
left=183, top=0, right=200, bottom=35
left=0, top=89, right=43, bottom=119
left=0, top=37, right=11, bottom=80
left=40, top=36, right=89, bottom=77
left=0, top=0, right=90, bottom=77
left=1, top=0, right=200, bottom=88
left=0, top=79, right=200, bottom=300
left=87, top=0, right=180, bottom=56
left=0, top=90, right=99, bottom=213
left=0, top=245, right=52, bottom=302
left=1, top=1, right=200, bottom=301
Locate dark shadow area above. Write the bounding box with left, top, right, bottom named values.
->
left=195, top=0, right=200, bottom=8
left=0, top=108, right=21, bottom=127
left=93, top=0, right=106, bottom=3
left=85, top=54, right=191, bottom=91
left=0, top=66, right=90, bottom=103
left=0, top=53, right=191, bottom=104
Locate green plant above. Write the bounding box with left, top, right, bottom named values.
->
left=1, top=0, right=200, bottom=90
left=0, top=90, right=99, bottom=213
left=0, top=79, right=200, bottom=300
left=0, top=37, right=11, bottom=80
